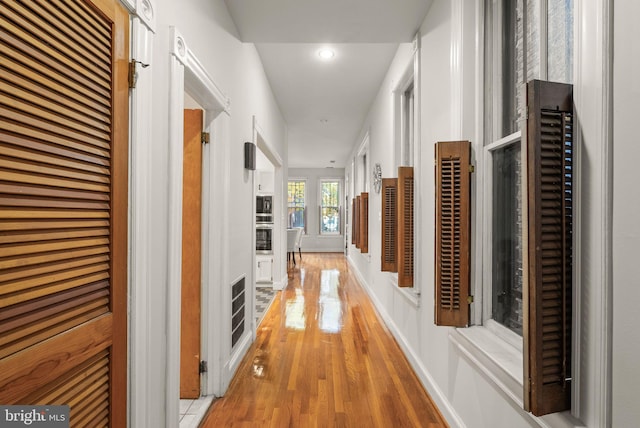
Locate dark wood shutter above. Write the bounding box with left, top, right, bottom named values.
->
left=524, top=80, right=573, bottom=416
left=397, top=167, right=413, bottom=287
left=0, top=1, right=129, bottom=426
left=351, top=198, right=356, bottom=245
left=359, top=192, right=369, bottom=253
left=381, top=178, right=397, bottom=272
left=354, top=196, right=360, bottom=248
left=434, top=141, right=471, bottom=326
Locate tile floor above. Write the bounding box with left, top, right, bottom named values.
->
left=255, top=286, right=277, bottom=325
left=179, top=396, right=215, bottom=428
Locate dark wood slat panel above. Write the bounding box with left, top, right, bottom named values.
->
left=0, top=280, right=108, bottom=321
left=71, top=384, right=109, bottom=427
left=0, top=169, right=110, bottom=193
left=0, top=228, right=110, bottom=245
left=0, top=245, right=110, bottom=271
left=0, top=87, right=111, bottom=138
left=56, top=0, right=112, bottom=41
left=0, top=20, right=111, bottom=98
left=73, top=392, right=109, bottom=428
left=0, top=121, right=110, bottom=159
left=0, top=132, right=110, bottom=168
left=435, top=141, right=471, bottom=327
left=397, top=167, right=414, bottom=287
left=0, top=207, right=109, bottom=220
left=0, top=59, right=111, bottom=119
left=0, top=105, right=110, bottom=151
left=0, top=314, right=112, bottom=404
left=0, top=219, right=109, bottom=233
left=1, top=272, right=110, bottom=308
left=0, top=305, right=109, bottom=359
left=359, top=192, right=368, bottom=253
left=30, top=0, right=111, bottom=56
left=0, top=237, right=110, bottom=259
left=18, top=0, right=111, bottom=63
left=381, top=178, right=397, bottom=272
left=0, top=183, right=109, bottom=205
left=0, top=142, right=110, bottom=176
left=1, top=262, right=110, bottom=297
left=0, top=156, right=110, bottom=184
left=1, top=3, right=112, bottom=82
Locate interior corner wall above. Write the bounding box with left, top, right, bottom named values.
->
left=612, top=0, right=640, bottom=426
left=143, top=0, right=287, bottom=426
left=288, top=168, right=346, bottom=252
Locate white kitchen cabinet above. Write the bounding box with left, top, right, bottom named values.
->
left=256, top=255, right=273, bottom=283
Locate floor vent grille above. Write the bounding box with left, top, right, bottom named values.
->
left=231, top=277, right=245, bottom=347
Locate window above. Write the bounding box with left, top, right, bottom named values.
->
left=478, top=0, right=574, bottom=417
left=394, top=37, right=419, bottom=168
left=484, top=0, right=573, bottom=335
left=319, top=180, right=341, bottom=235
left=287, top=180, right=306, bottom=230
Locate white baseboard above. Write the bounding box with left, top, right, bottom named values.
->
left=223, top=331, right=252, bottom=390
left=347, top=258, right=465, bottom=428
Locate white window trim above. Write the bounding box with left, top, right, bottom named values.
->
left=318, top=177, right=343, bottom=236
left=356, top=133, right=370, bottom=194
left=481, top=131, right=522, bottom=334
left=388, top=33, right=421, bottom=305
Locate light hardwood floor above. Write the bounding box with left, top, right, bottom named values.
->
left=201, top=253, right=447, bottom=427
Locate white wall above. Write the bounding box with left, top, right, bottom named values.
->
left=346, top=0, right=622, bottom=427
left=288, top=168, right=346, bottom=252
left=612, top=0, right=640, bottom=426
left=139, top=0, right=286, bottom=426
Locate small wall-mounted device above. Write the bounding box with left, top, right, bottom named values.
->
left=244, top=142, right=256, bottom=170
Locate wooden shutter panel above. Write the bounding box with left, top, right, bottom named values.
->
left=381, top=178, right=397, bottom=272
left=359, top=192, right=369, bottom=253
left=351, top=198, right=356, bottom=245
left=354, top=196, right=361, bottom=248
left=434, top=142, right=471, bottom=326
left=524, top=80, right=573, bottom=416
left=397, top=167, right=413, bottom=287
left=0, top=1, right=129, bottom=426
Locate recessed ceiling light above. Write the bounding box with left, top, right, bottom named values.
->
left=320, top=118, right=328, bottom=123
left=318, top=48, right=335, bottom=60
left=330, top=160, right=336, bottom=163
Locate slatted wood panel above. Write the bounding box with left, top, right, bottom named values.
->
left=381, top=178, right=397, bottom=272
left=359, top=192, right=368, bottom=254
left=0, top=0, right=129, bottom=426
left=524, top=80, right=573, bottom=416
left=397, top=167, right=413, bottom=287
left=434, top=142, right=471, bottom=326
left=351, top=198, right=356, bottom=245
left=354, top=196, right=360, bottom=249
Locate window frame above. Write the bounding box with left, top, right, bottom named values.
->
left=482, top=131, right=525, bottom=349
left=459, top=0, right=579, bottom=420
left=318, top=178, right=343, bottom=236
left=388, top=34, right=421, bottom=304
left=287, top=178, right=307, bottom=232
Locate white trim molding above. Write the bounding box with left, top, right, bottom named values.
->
left=128, top=11, right=154, bottom=428
left=166, top=25, right=232, bottom=427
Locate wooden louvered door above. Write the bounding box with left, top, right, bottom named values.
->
left=381, top=178, right=397, bottom=272
left=0, top=0, right=129, bottom=426
left=524, top=80, right=573, bottom=416
left=351, top=198, right=356, bottom=245
left=434, top=142, right=471, bottom=327
left=397, top=167, right=413, bottom=287
left=359, top=192, right=368, bottom=254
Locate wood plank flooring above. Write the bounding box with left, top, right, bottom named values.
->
left=200, top=253, right=447, bottom=427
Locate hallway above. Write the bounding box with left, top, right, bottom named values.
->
left=201, top=253, right=447, bottom=427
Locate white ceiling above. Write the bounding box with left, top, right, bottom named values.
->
left=224, top=0, right=433, bottom=168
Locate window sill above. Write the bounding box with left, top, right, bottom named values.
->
left=449, top=327, right=582, bottom=428
left=389, top=274, right=420, bottom=308
left=449, top=326, right=524, bottom=404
